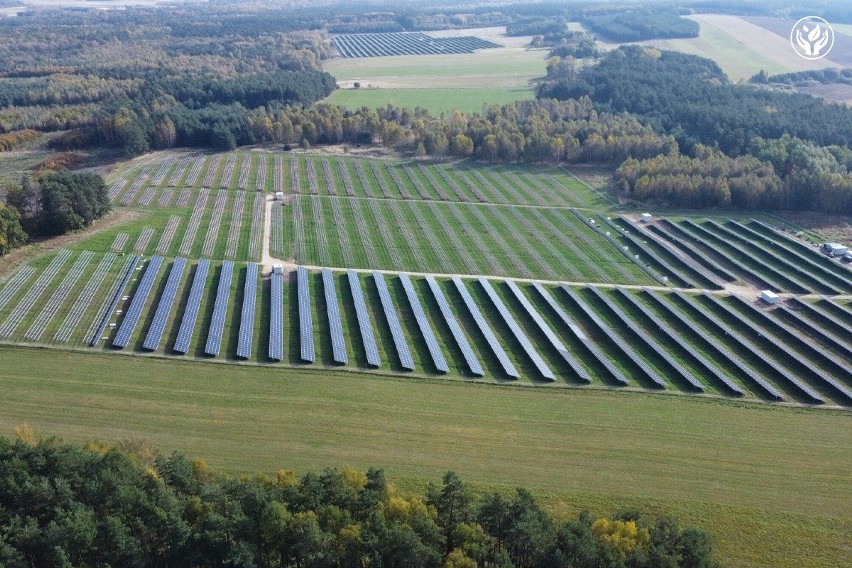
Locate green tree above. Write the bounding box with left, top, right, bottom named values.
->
left=0, top=205, right=27, bottom=255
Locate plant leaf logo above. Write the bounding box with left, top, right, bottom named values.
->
left=791, top=16, right=834, bottom=60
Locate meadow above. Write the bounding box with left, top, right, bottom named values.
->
left=323, top=28, right=547, bottom=114
left=0, top=346, right=848, bottom=568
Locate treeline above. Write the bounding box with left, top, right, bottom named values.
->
left=538, top=46, right=852, bottom=154
left=751, top=67, right=852, bottom=86
left=0, top=435, right=719, bottom=568
left=581, top=10, right=699, bottom=42
left=4, top=170, right=109, bottom=239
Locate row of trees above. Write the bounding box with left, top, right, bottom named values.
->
left=581, top=10, right=699, bottom=42
left=0, top=435, right=719, bottom=568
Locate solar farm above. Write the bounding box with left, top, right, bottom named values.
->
left=1, top=149, right=851, bottom=409
left=331, top=32, right=501, bottom=58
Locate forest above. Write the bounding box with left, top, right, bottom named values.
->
left=0, top=435, right=718, bottom=568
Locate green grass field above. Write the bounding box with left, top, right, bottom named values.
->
left=0, top=346, right=848, bottom=568
left=325, top=87, right=535, bottom=116
left=322, top=36, right=546, bottom=114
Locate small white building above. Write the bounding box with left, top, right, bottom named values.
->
left=272, top=264, right=283, bottom=275
left=822, top=242, right=848, bottom=257
left=640, top=213, right=653, bottom=223
left=760, top=290, right=779, bottom=305
left=274, top=191, right=285, bottom=201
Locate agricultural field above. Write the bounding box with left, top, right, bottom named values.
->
left=579, top=15, right=844, bottom=81
left=0, top=346, right=849, bottom=568
left=323, top=27, right=547, bottom=114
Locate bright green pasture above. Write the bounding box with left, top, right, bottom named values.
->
left=0, top=347, right=848, bottom=568
left=325, top=87, right=534, bottom=116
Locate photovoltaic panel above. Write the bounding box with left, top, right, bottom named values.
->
left=204, top=261, right=234, bottom=356
left=451, top=276, right=518, bottom=379
left=560, top=285, right=666, bottom=389
left=112, top=255, right=164, bottom=348
left=89, top=255, right=139, bottom=346
left=236, top=263, right=259, bottom=359
left=534, top=282, right=630, bottom=386
left=269, top=271, right=285, bottom=361
left=173, top=259, right=210, bottom=354
left=478, top=278, right=555, bottom=380
left=348, top=270, right=381, bottom=367
left=426, top=275, right=483, bottom=377
left=298, top=266, right=315, bottom=362
left=506, top=280, right=591, bottom=383
left=322, top=268, right=348, bottom=364
left=142, top=257, right=187, bottom=351
left=373, top=271, right=414, bottom=371
left=399, top=273, right=448, bottom=373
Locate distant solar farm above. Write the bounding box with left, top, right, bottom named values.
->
left=331, top=32, right=501, bottom=58
left=1, top=149, right=851, bottom=408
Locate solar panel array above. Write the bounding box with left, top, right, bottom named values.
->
left=112, top=256, right=164, bottom=348
left=322, top=268, right=347, bottom=364
left=0, top=266, right=36, bottom=310
left=400, top=273, right=448, bottom=373
left=205, top=261, right=234, bottom=356
left=89, top=255, right=139, bottom=346
left=24, top=251, right=94, bottom=341
left=142, top=257, right=187, bottom=351
left=506, top=280, right=591, bottom=383
left=54, top=253, right=117, bottom=343
left=348, top=270, right=380, bottom=367
left=374, top=271, right=414, bottom=371
left=0, top=250, right=72, bottom=338
left=297, top=266, right=315, bottom=362
left=236, top=263, right=258, bottom=359
left=533, top=283, right=629, bottom=386
left=269, top=270, right=284, bottom=361
left=478, top=278, right=554, bottom=380
left=426, top=276, right=482, bottom=376
left=587, top=286, right=701, bottom=390
left=561, top=285, right=667, bottom=389
left=451, top=276, right=518, bottom=378
left=615, top=288, right=736, bottom=394
left=644, top=290, right=782, bottom=400
left=173, top=259, right=210, bottom=354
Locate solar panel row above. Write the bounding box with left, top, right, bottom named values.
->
left=0, top=266, right=36, bottom=311
left=587, top=286, right=701, bottom=390
left=89, top=255, right=140, bottom=346
left=142, top=257, right=187, bottom=351
left=560, top=285, right=666, bottom=389
left=0, top=250, right=72, bottom=338
left=112, top=256, right=164, bottom=348
left=348, top=270, right=380, bottom=367
left=451, top=276, right=518, bottom=379
left=269, top=270, right=284, bottom=361
left=399, top=273, right=448, bottom=373
left=24, top=251, right=94, bottom=341
left=532, top=283, right=629, bottom=386
left=236, top=263, right=258, bottom=359
left=297, top=266, right=315, bottom=363
left=615, top=288, right=736, bottom=394
left=54, top=254, right=117, bottom=343
left=173, top=259, right=210, bottom=354
left=699, top=293, right=827, bottom=404
left=506, top=280, right=591, bottom=383
left=478, top=278, right=554, bottom=380
left=373, top=271, right=414, bottom=371
left=322, top=268, right=347, bottom=364
left=205, top=261, right=234, bottom=356
left=425, top=276, right=482, bottom=377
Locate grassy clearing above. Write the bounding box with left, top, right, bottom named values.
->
left=0, top=346, right=848, bottom=568
left=325, top=87, right=535, bottom=116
